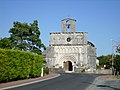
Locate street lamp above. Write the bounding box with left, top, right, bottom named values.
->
left=111, top=39, right=118, bottom=75
left=111, top=39, right=114, bottom=67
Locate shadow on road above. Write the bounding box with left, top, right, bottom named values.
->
left=82, top=81, right=120, bottom=90
left=97, top=85, right=120, bottom=90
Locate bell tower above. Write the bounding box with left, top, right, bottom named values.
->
left=62, top=18, right=76, bottom=32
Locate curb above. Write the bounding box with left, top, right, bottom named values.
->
left=1, top=74, right=60, bottom=90
left=85, top=77, right=98, bottom=90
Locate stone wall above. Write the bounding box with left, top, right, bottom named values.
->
left=49, top=32, right=88, bottom=46
left=96, top=69, right=112, bottom=74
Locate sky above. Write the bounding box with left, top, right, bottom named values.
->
left=0, top=0, right=120, bottom=56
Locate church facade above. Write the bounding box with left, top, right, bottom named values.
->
left=43, top=18, right=96, bottom=72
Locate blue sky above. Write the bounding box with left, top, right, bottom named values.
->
left=0, top=0, right=120, bottom=56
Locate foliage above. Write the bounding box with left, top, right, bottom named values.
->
left=97, top=55, right=112, bottom=69
left=81, top=69, right=85, bottom=72
left=0, top=48, right=45, bottom=83
left=116, top=45, right=120, bottom=53
left=113, top=55, right=120, bottom=73
left=0, top=38, right=12, bottom=49
left=9, top=20, right=46, bottom=54
left=44, top=67, right=49, bottom=75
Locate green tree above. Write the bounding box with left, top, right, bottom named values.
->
left=0, top=38, right=12, bottom=49
left=27, top=20, right=46, bottom=54
left=9, top=21, right=29, bottom=50
left=9, top=20, right=46, bottom=54
left=113, top=55, right=120, bottom=75
left=97, top=55, right=112, bottom=69
left=113, top=45, right=120, bottom=75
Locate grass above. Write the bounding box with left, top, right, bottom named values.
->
left=108, top=75, right=120, bottom=80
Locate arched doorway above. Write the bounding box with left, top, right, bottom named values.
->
left=64, top=61, right=73, bottom=71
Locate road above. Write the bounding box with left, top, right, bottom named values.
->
left=7, top=73, right=103, bottom=90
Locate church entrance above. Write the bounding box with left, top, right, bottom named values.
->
left=64, top=61, right=73, bottom=71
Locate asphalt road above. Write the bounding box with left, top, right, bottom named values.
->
left=7, top=73, right=103, bottom=90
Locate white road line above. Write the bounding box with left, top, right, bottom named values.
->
left=0, top=74, right=60, bottom=90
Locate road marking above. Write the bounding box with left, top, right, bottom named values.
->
left=0, top=74, right=60, bottom=90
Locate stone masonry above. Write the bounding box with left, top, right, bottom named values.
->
left=43, top=18, right=96, bottom=72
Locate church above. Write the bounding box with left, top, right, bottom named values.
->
left=43, top=18, right=96, bottom=72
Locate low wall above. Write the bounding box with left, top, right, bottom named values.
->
left=49, top=68, right=64, bottom=73
left=49, top=68, right=112, bottom=74
left=96, top=69, right=112, bottom=74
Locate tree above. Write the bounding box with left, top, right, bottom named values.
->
left=116, top=45, right=120, bottom=53
left=97, top=55, right=112, bottom=69
left=0, top=38, right=12, bottom=49
left=9, top=20, right=46, bottom=54
left=113, top=55, right=120, bottom=75
left=113, top=44, right=120, bottom=75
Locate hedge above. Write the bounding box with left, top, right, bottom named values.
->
left=0, top=48, right=45, bottom=83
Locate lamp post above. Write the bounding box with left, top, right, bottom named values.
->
left=111, top=39, right=115, bottom=75
left=111, top=39, right=114, bottom=67
left=111, top=39, right=118, bottom=75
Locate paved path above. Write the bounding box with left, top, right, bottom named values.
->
left=5, top=73, right=103, bottom=90
left=0, top=73, right=59, bottom=90
left=86, top=75, right=120, bottom=90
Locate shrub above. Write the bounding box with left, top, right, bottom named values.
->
left=44, top=67, right=49, bottom=75
left=0, top=48, right=45, bottom=82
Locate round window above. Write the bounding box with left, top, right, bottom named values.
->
left=67, top=37, right=71, bottom=42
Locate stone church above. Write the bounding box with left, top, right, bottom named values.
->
left=43, top=18, right=96, bottom=72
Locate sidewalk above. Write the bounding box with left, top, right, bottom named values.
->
left=86, top=75, right=120, bottom=90
left=0, top=73, right=60, bottom=90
